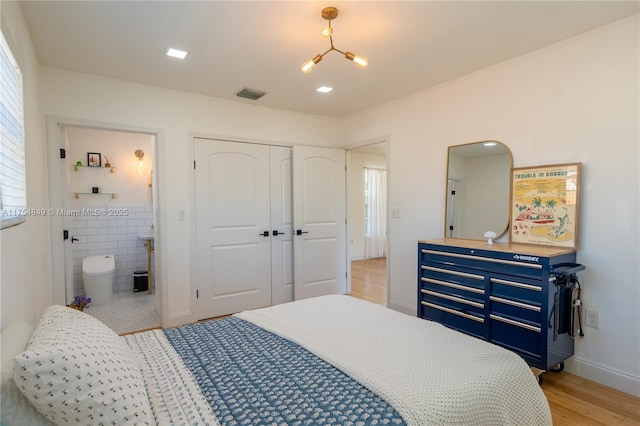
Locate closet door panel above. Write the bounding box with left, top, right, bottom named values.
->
left=270, top=146, right=294, bottom=305
left=194, top=139, right=271, bottom=319
left=293, top=146, right=346, bottom=300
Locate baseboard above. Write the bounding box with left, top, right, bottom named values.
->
left=389, top=300, right=416, bottom=316
left=164, top=310, right=192, bottom=329
left=565, top=356, right=640, bottom=397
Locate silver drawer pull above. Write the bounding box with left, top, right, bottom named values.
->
left=490, top=277, right=542, bottom=292
left=422, top=249, right=542, bottom=269
left=421, top=277, right=485, bottom=294
left=490, top=296, right=541, bottom=312
left=421, top=265, right=484, bottom=281
left=490, top=314, right=541, bottom=333
left=422, top=289, right=484, bottom=309
left=422, top=301, right=484, bottom=323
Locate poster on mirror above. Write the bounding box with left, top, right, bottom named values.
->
left=510, top=162, right=581, bottom=249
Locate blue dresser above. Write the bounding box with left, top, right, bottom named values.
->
left=418, top=238, right=578, bottom=371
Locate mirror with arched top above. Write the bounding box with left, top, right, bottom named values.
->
left=445, top=141, right=512, bottom=240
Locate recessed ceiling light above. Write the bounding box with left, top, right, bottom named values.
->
left=166, top=48, right=188, bottom=59
left=316, top=86, right=333, bottom=93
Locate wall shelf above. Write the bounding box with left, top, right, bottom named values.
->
left=73, top=165, right=115, bottom=173
left=74, top=192, right=117, bottom=199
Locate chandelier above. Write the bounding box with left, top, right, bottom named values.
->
left=301, top=7, right=368, bottom=73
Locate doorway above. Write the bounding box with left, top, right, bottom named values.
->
left=48, top=119, right=160, bottom=334
left=347, top=142, right=388, bottom=306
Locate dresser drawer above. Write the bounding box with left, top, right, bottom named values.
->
left=420, top=288, right=484, bottom=317
left=490, top=276, right=544, bottom=304
left=489, top=295, right=541, bottom=323
left=420, top=301, right=484, bottom=339
left=420, top=246, right=545, bottom=279
left=419, top=264, right=485, bottom=302
left=490, top=313, right=542, bottom=360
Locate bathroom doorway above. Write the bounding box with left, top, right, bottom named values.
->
left=49, top=121, right=160, bottom=334
left=346, top=142, right=389, bottom=306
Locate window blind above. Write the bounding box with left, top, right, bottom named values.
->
left=0, top=31, right=26, bottom=229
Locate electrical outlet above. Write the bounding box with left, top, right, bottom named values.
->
left=392, top=206, right=401, bottom=218
left=178, top=210, right=186, bottom=221
left=584, top=308, right=600, bottom=329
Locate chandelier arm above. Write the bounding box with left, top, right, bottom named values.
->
left=333, top=47, right=346, bottom=56
left=321, top=47, right=334, bottom=56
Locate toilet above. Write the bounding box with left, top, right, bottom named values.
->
left=82, top=255, right=115, bottom=305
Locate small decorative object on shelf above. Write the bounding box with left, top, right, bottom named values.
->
left=104, top=155, right=112, bottom=168
left=87, top=152, right=101, bottom=167
left=68, top=295, right=91, bottom=311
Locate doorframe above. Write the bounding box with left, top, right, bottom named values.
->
left=46, top=116, right=164, bottom=321
left=345, top=137, right=390, bottom=306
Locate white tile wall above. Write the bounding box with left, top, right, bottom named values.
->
left=71, top=204, right=155, bottom=295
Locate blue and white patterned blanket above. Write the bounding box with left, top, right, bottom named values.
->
left=164, top=317, right=405, bottom=426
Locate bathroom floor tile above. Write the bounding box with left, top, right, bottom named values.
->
left=85, top=290, right=160, bottom=335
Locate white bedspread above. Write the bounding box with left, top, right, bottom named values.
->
left=124, top=330, right=220, bottom=426
left=236, top=295, right=552, bottom=426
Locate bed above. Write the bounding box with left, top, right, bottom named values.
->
left=1, top=295, right=552, bottom=425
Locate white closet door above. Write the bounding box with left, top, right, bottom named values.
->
left=292, top=146, right=347, bottom=300
left=270, top=146, right=294, bottom=305
left=194, top=139, right=271, bottom=320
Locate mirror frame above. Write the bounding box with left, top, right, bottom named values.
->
left=444, top=140, right=513, bottom=241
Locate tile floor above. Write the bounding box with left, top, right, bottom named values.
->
left=85, top=290, right=160, bottom=335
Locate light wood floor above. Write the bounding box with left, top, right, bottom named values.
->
left=349, top=258, right=640, bottom=425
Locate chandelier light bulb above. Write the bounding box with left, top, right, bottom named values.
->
left=345, top=51, right=368, bottom=68
left=301, top=54, right=323, bottom=73
left=352, top=55, right=368, bottom=68
left=321, top=26, right=333, bottom=38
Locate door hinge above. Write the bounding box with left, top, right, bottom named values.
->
left=193, top=160, right=196, bottom=170
left=60, top=148, right=66, bottom=159
left=451, top=190, right=456, bottom=195
left=63, top=230, right=69, bottom=240
left=196, top=289, right=199, bottom=299
left=449, top=225, right=454, bottom=231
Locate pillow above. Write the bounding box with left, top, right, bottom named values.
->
left=1, top=320, right=52, bottom=425
left=14, top=305, right=154, bottom=425
left=1, top=320, right=34, bottom=387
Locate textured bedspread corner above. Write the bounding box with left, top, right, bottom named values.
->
left=124, top=330, right=220, bottom=426
left=236, top=295, right=553, bottom=426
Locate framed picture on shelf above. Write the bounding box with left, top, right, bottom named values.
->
left=87, top=152, right=101, bottom=167
left=510, top=162, right=581, bottom=249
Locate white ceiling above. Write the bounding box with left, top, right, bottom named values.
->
left=18, top=1, right=639, bottom=118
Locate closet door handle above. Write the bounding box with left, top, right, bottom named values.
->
left=296, top=229, right=309, bottom=235
left=260, top=231, right=269, bottom=237
left=272, top=230, right=285, bottom=236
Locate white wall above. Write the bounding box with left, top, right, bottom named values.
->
left=0, top=2, right=52, bottom=328
left=38, top=66, right=343, bottom=328
left=66, top=127, right=153, bottom=208
left=348, top=151, right=387, bottom=260
left=344, top=16, right=639, bottom=396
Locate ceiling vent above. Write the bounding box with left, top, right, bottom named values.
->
left=236, top=88, right=266, bottom=101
